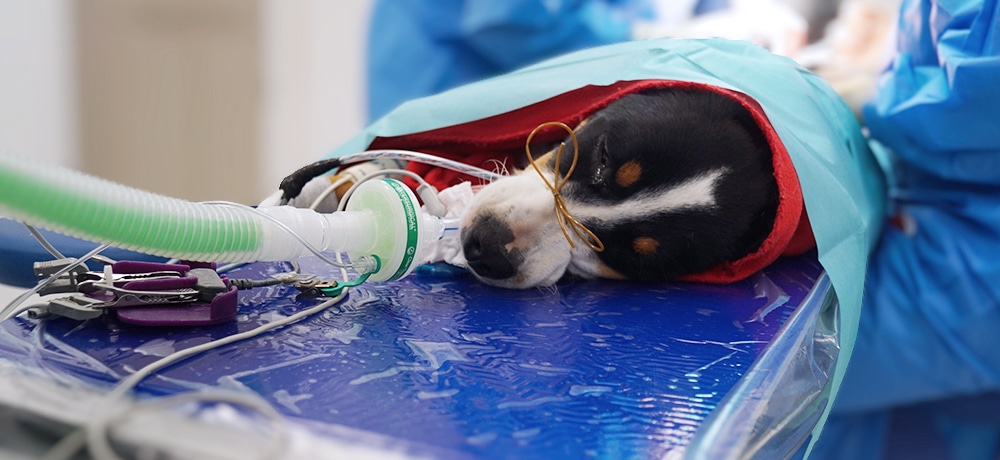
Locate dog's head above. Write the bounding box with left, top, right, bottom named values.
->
left=460, top=88, right=779, bottom=289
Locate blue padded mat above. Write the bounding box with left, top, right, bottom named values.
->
left=1, top=254, right=823, bottom=459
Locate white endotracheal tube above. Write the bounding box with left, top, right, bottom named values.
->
left=0, top=151, right=479, bottom=284
left=254, top=176, right=459, bottom=282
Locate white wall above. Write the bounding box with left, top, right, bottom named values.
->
left=0, top=0, right=373, bottom=298
left=0, top=1, right=77, bottom=299
left=0, top=0, right=373, bottom=199
left=258, top=0, right=374, bottom=199
left=0, top=0, right=77, bottom=167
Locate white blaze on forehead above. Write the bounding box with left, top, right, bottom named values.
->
left=566, top=168, right=728, bottom=223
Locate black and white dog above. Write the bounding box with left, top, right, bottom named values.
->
left=459, top=88, right=780, bottom=289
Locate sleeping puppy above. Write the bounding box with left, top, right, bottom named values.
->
left=460, top=88, right=779, bottom=289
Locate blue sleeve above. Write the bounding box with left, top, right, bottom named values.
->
left=366, top=0, right=647, bottom=120
left=840, top=0, right=1000, bottom=412
left=812, top=1, right=1000, bottom=457
left=863, top=0, right=1000, bottom=185
left=457, top=0, right=640, bottom=69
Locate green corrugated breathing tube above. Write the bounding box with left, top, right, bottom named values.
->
left=0, top=154, right=457, bottom=282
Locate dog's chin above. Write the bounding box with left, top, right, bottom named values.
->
left=469, top=250, right=571, bottom=289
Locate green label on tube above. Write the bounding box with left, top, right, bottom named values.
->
left=385, top=179, right=420, bottom=280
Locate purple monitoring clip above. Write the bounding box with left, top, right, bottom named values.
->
left=112, top=261, right=237, bottom=327
left=115, top=287, right=238, bottom=327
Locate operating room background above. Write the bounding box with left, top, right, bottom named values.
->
left=0, top=0, right=902, bottom=286
left=0, top=0, right=375, bottom=206
left=0, top=0, right=374, bottom=302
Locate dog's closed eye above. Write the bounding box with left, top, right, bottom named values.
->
left=592, top=135, right=611, bottom=186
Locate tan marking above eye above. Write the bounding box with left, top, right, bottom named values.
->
left=632, top=236, right=660, bottom=256
left=615, top=160, right=642, bottom=188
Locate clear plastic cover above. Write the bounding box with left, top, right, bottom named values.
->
left=0, top=253, right=834, bottom=458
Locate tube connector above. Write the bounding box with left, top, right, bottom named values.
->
left=343, top=179, right=450, bottom=282
left=258, top=178, right=458, bottom=282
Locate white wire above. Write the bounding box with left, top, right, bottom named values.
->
left=0, top=243, right=112, bottom=322
left=308, top=176, right=352, bottom=211
left=24, top=223, right=118, bottom=266
left=308, top=180, right=353, bottom=282
left=337, top=149, right=504, bottom=181
left=200, top=201, right=377, bottom=275
left=10, top=156, right=439, bottom=459
left=24, top=224, right=66, bottom=259
left=335, top=168, right=431, bottom=212
left=111, top=391, right=287, bottom=458
left=41, top=392, right=287, bottom=460
left=5, top=203, right=355, bottom=459
left=41, top=291, right=348, bottom=460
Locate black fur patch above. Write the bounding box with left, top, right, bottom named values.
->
left=556, top=89, right=779, bottom=281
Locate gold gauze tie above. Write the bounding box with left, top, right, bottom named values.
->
left=524, top=122, right=605, bottom=252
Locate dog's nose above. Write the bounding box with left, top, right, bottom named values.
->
left=462, top=215, right=518, bottom=280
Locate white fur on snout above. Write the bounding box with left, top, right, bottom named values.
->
left=462, top=171, right=573, bottom=289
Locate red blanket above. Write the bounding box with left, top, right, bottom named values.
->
left=368, top=80, right=814, bottom=283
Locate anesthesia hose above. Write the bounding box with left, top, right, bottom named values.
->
left=0, top=154, right=459, bottom=282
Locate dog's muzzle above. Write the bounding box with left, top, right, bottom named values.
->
left=461, top=214, right=521, bottom=281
